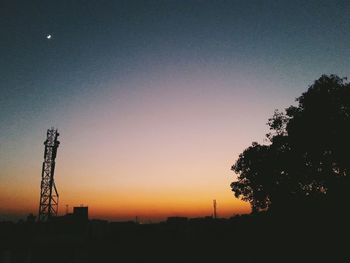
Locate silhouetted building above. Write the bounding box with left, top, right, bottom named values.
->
left=26, top=213, right=36, bottom=223
left=189, top=216, right=214, bottom=224
left=166, top=217, right=188, bottom=224
left=73, top=206, right=88, bottom=222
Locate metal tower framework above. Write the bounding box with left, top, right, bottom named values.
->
left=38, top=128, right=60, bottom=221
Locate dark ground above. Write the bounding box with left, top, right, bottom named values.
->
left=0, top=213, right=347, bottom=263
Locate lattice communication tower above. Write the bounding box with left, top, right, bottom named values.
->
left=38, top=128, right=60, bottom=221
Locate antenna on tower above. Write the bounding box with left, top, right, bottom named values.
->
left=38, top=128, right=60, bottom=222
left=213, top=199, right=217, bottom=219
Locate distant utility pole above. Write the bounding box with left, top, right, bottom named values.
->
left=38, top=128, right=60, bottom=222
left=213, top=199, right=217, bottom=219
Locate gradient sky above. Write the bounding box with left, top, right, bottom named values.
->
left=1, top=0, right=350, bottom=222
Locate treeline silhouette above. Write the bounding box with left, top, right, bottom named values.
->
left=231, top=74, right=350, bottom=217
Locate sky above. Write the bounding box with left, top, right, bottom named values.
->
left=1, top=0, right=350, bottom=222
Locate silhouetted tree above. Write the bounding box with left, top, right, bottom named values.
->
left=231, top=75, right=350, bottom=214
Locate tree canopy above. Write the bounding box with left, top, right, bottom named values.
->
left=231, top=75, right=350, bottom=214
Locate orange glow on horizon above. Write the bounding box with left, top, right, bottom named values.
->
left=0, top=181, right=250, bottom=221
left=0, top=72, right=260, bottom=222
left=0, top=170, right=250, bottom=221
